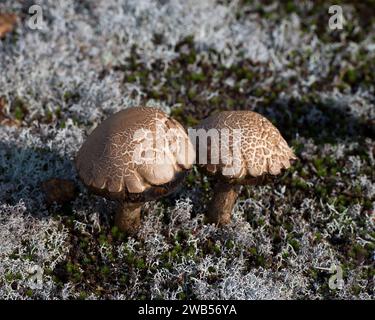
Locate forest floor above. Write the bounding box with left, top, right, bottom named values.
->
left=0, top=0, right=374, bottom=299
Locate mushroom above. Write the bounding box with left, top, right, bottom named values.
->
left=75, top=107, right=195, bottom=234
left=194, top=111, right=296, bottom=226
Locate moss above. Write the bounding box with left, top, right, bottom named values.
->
left=257, top=217, right=266, bottom=227
left=288, top=238, right=301, bottom=252
left=78, top=291, right=88, bottom=300
left=348, top=244, right=369, bottom=263
left=111, top=226, right=121, bottom=239
left=285, top=1, right=297, bottom=13
left=314, top=232, right=323, bottom=242
left=135, top=258, right=146, bottom=269
left=101, top=265, right=110, bottom=276
left=107, top=251, right=115, bottom=262
left=170, top=243, right=182, bottom=258
left=317, top=167, right=327, bottom=178
left=119, top=274, right=128, bottom=285
left=225, top=240, right=235, bottom=250
left=208, top=266, right=216, bottom=273
left=253, top=87, right=265, bottom=97
left=363, top=198, right=373, bottom=210
left=125, top=251, right=135, bottom=265
left=351, top=284, right=362, bottom=295
left=175, top=230, right=188, bottom=242
left=256, top=254, right=267, bottom=267
left=59, top=120, right=66, bottom=128
left=315, top=185, right=328, bottom=198
left=336, top=195, right=350, bottom=210
left=26, top=289, right=33, bottom=297
left=5, top=272, right=22, bottom=282
left=190, top=72, right=206, bottom=82
left=343, top=69, right=358, bottom=85
left=170, top=106, right=199, bottom=127
left=66, top=262, right=73, bottom=273
left=213, top=245, right=221, bottom=255
left=282, top=251, right=290, bottom=259
left=82, top=256, right=91, bottom=265
left=63, top=90, right=80, bottom=103
left=292, top=178, right=309, bottom=190
left=185, top=115, right=199, bottom=126
left=124, top=74, right=137, bottom=83
left=313, top=158, right=328, bottom=177
left=55, top=106, right=62, bottom=118
left=186, top=172, right=196, bottom=185
left=11, top=97, right=28, bottom=121
left=235, top=67, right=254, bottom=81
left=178, top=292, right=187, bottom=300
left=309, top=267, right=319, bottom=281
left=98, top=234, right=108, bottom=246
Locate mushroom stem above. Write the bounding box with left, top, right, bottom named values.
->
left=115, top=201, right=142, bottom=235
left=206, top=182, right=241, bottom=226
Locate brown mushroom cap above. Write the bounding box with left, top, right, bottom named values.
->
left=195, top=111, right=296, bottom=181
left=76, top=107, right=195, bottom=202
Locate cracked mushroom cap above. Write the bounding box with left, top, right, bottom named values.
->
left=76, top=107, right=195, bottom=202
left=195, top=111, right=296, bottom=181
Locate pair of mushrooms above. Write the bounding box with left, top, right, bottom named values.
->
left=76, top=107, right=296, bottom=234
